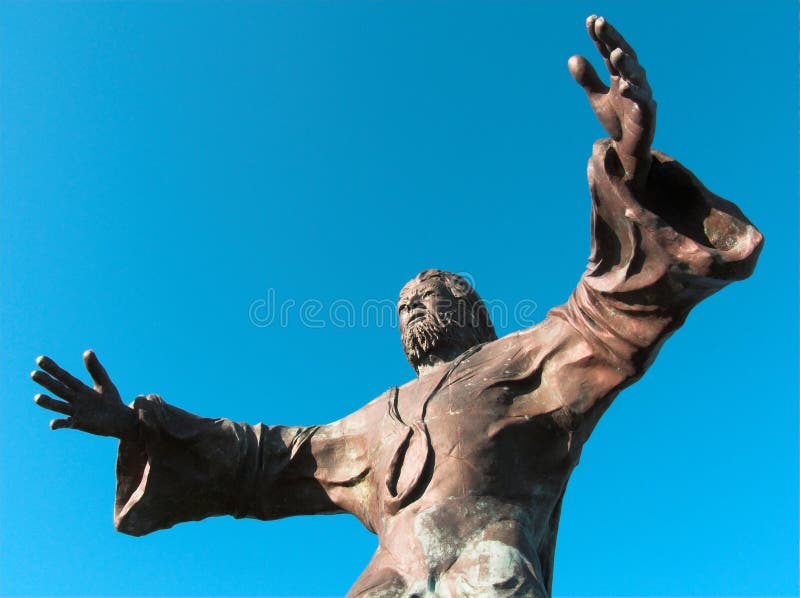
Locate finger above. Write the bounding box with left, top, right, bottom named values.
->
left=568, top=55, right=609, bottom=96
left=31, top=370, right=75, bottom=401
left=34, top=393, right=74, bottom=416
left=50, top=417, right=74, bottom=431
left=585, top=14, right=614, bottom=74
left=594, top=16, right=638, bottom=60
left=83, top=349, right=113, bottom=390
left=36, top=355, right=87, bottom=392
left=619, top=78, right=653, bottom=106
left=610, top=48, right=646, bottom=86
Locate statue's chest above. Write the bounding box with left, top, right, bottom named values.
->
left=376, top=352, right=569, bottom=513
left=392, top=346, right=558, bottom=426
left=392, top=376, right=511, bottom=438
left=397, top=377, right=564, bottom=461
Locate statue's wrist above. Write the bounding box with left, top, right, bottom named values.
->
left=117, top=406, right=140, bottom=441
left=616, top=147, right=651, bottom=189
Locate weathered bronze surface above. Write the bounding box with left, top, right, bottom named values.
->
left=32, top=16, right=763, bottom=597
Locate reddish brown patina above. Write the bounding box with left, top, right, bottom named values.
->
left=32, top=16, right=763, bottom=598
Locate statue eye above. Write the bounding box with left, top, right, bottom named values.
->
left=422, top=290, right=435, bottom=298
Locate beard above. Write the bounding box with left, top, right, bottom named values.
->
left=401, top=313, right=455, bottom=370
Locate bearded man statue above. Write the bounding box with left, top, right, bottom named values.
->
left=31, top=16, right=762, bottom=598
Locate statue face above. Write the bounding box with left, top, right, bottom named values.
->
left=398, top=278, right=455, bottom=335
left=398, top=278, right=459, bottom=369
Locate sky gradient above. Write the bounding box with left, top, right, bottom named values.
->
left=2, top=2, right=797, bottom=596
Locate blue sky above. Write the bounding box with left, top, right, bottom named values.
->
left=1, top=2, right=797, bottom=596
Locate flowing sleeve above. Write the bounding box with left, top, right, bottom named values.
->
left=542, top=139, right=763, bottom=422
left=113, top=394, right=374, bottom=537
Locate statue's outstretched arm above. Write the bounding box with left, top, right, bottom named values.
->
left=524, top=17, right=763, bottom=426
left=112, top=394, right=375, bottom=536
left=32, top=351, right=377, bottom=537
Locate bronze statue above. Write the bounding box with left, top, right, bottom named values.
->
left=32, top=16, right=763, bottom=597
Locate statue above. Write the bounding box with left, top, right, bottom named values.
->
left=31, top=16, right=763, bottom=598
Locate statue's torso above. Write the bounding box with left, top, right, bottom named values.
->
left=348, top=326, right=589, bottom=597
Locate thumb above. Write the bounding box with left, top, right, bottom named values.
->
left=568, top=55, right=608, bottom=98
left=83, top=349, right=116, bottom=392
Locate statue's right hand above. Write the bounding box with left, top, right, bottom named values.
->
left=31, top=350, right=139, bottom=440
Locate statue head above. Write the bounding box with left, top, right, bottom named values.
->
left=398, top=269, right=497, bottom=374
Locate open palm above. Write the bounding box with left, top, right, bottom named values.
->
left=568, top=16, right=656, bottom=185
left=32, top=350, right=138, bottom=440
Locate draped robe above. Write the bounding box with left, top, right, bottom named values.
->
left=113, top=140, right=763, bottom=597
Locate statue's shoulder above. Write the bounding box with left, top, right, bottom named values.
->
left=492, top=312, right=568, bottom=354
left=463, top=310, right=591, bottom=379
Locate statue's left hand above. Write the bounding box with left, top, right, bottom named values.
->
left=31, top=350, right=139, bottom=440
left=568, top=16, right=656, bottom=186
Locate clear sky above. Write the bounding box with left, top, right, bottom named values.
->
left=1, top=1, right=797, bottom=597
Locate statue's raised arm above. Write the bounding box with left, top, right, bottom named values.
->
left=528, top=16, right=764, bottom=424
